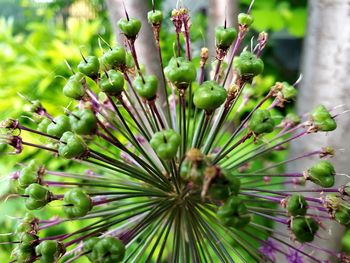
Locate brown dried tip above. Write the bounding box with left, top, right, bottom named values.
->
left=186, top=148, right=204, bottom=162
left=1, top=119, right=19, bottom=130
left=320, top=147, right=335, bottom=158
left=258, top=31, right=268, bottom=44
left=200, top=48, right=209, bottom=60
left=227, top=84, right=240, bottom=99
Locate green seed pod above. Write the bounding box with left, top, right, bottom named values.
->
left=83, top=237, right=100, bottom=261
left=16, top=249, right=35, bottom=263
left=334, top=204, right=350, bottom=227
left=63, top=72, right=85, bottom=100
left=287, top=194, right=308, bottom=216
left=193, top=81, right=227, bottom=112
left=77, top=56, right=100, bottom=78
left=150, top=129, right=181, bottom=160
left=16, top=213, right=36, bottom=236
left=16, top=222, right=32, bottom=235
left=117, top=18, right=142, bottom=38
left=248, top=109, right=275, bottom=135
left=164, top=57, right=197, bottom=89
left=18, top=161, right=39, bottom=189
left=91, top=236, right=125, bottom=263
left=47, top=115, right=71, bottom=138
left=29, top=100, right=43, bottom=113
left=307, top=160, right=335, bottom=188
left=84, top=237, right=100, bottom=252
left=341, top=228, right=350, bottom=254
left=291, top=216, right=319, bottom=243
left=281, top=82, right=297, bottom=100
left=125, top=51, right=135, bottom=69
left=208, top=176, right=241, bottom=200
left=217, top=196, right=251, bottom=228
left=101, top=46, right=127, bottom=70
left=58, top=131, right=88, bottom=159
left=37, top=118, right=51, bottom=134
left=238, top=13, right=254, bottom=26
left=69, top=109, right=97, bottom=135
left=19, top=232, right=38, bottom=252
left=35, top=240, right=65, bottom=263
left=233, top=51, right=264, bottom=78
left=147, top=10, right=163, bottom=24
left=99, top=70, right=125, bottom=96
left=63, top=188, right=92, bottom=218
left=133, top=74, right=158, bottom=100
left=24, top=183, right=51, bottom=210
left=284, top=113, right=301, bottom=126
left=311, top=105, right=337, bottom=132
left=215, top=26, right=237, bottom=49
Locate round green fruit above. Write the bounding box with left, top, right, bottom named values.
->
left=150, top=129, right=181, bottom=160
left=215, top=26, right=237, bottom=49
left=164, top=57, right=196, bottom=89
left=147, top=10, right=163, bottom=24
left=63, top=188, right=92, bottom=218
left=77, top=56, right=100, bottom=78
left=99, top=70, right=125, bottom=96
left=248, top=109, right=275, bottom=135
left=233, top=51, right=264, bottom=78
left=118, top=18, right=142, bottom=38
left=193, top=81, right=227, bottom=112
left=58, top=131, right=88, bottom=159
left=133, top=74, right=158, bottom=100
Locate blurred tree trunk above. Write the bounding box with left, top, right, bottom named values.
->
left=289, top=0, right=350, bottom=258
left=105, top=0, right=167, bottom=105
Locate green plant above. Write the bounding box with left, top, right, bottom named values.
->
left=1, top=1, right=349, bottom=262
